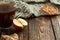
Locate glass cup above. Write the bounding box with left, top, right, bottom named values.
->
left=0, top=1, right=15, bottom=28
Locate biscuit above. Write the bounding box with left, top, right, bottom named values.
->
left=41, top=4, right=58, bottom=15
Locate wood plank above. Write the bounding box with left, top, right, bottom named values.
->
left=19, top=20, right=29, bottom=40
left=50, top=16, right=60, bottom=40
left=29, top=17, right=55, bottom=40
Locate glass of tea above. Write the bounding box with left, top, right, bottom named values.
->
left=0, top=1, right=15, bottom=28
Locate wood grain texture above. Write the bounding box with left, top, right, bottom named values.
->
left=29, top=17, right=55, bottom=40
left=51, top=16, right=60, bottom=40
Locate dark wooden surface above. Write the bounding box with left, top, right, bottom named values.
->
left=0, top=15, right=60, bottom=40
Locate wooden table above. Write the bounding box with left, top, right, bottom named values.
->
left=0, top=15, right=60, bottom=40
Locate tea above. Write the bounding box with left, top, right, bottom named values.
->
left=0, top=4, right=15, bottom=28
